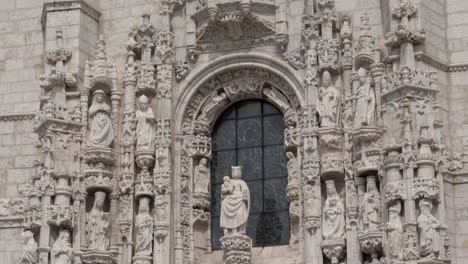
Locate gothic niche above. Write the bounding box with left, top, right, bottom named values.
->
left=179, top=67, right=301, bottom=262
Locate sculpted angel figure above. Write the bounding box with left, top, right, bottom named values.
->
left=354, top=67, right=376, bottom=127
left=385, top=200, right=403, bottom=260
left=220, top=166, right=250, bottom=235
left=87, top=90, right=114, bottom=147
left=322, top=180, right=345, bottom=240
left=418, top=198, right=441, bottom=258
left=363, top=175, right=382, bottom=231
left=194, top=158, right=209, bottom=194
left=136, top=95, right=156, bottom=150
left=318, top=71, right=340, bottom=127
left=19, top=230, right=38, bottom=264
left=51, top=229, right=73, bottom=264
left=87, top=191, right=110, bottom=250
left=135, top=197, right=153, bottom=256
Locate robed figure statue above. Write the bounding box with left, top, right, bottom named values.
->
left=51, top=229, right=73, bottom=264
left=322, top=180, right=345, bottom=240
left=136, top=95, right=156, bottom=150
left=87, top=191, right=110, bottom=250
left=87, top=89, right=114, bottom=147
left=220, top=166, right=250, bottom=235
left=19, top=230, right=38, bottom=264
left=363, top=175, right=381, bottom=231
left=354, top=67, right=376, bottom=127
left=135, top=197, right=154, bottom=256
left=385, top=201, right=403, bottom=260
left=318, top=71, right=340, bottom=127
left=418, top=198, right=441, bottom=258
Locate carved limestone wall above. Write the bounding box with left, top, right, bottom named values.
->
left=1, top=0, right=468, bottom=264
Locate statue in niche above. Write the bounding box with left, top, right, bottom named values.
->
left=385, top=200, right=403, bottom=260
left=194, top=158, right=209, bottom=194
left=135, top=197, right=153, bottom=256
left=51, top=229, right=73, bottom=264
left=363, top=175, right=381, bottom=231
left=87, top=89, right=114, bottom=148
left=220, top=166, right=250, bottom=235
left=263, top=86, right=291, bottom=113
left=136, top=94, right=156, bottom=150
left=418, top=198, right=441, bottom=258
left=19, top=230, right=38, bottom=264
left=354, top=67, right=376, bottom=127
left=86, top=191, right=110, bottom=250
left=200, top=91, right=228, bottom=121
left=318, top=71, right=339, bottom=127
left=322, top=180, right=345, bottom=240
left=286, top=152, right=299, bottom=185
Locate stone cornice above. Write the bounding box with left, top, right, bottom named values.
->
left=42, top=0, right=101, bottom=28
left=0, top=112, right=36, bottom=121
left=386, top=51, right=468, bottom=72
left=443, top=171, right=468, bottom=184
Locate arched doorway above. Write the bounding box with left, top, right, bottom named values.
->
left=210, top=100, right=290, bottom=249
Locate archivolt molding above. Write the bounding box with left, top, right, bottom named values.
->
left=174, top=52, right=306, bottom=133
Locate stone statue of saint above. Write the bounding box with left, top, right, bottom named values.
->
left=136, top=94, right=156, bottom=150
left=286, top=152, right=299, bottom=185
left=385, top=200, right=403, bottom=260
left=418, top=198, right=441, bottom=258
left=194, top=158, right=209, bottom=194
left=318, top=71, right=340, bottom=127
left=322, top=180, right=345, bottom=240
left=200, top=92, right=228, bottom=121
left=354, top=67, right=375, bottom=127
left=363, top=175, right=381, bottom=231
left=220, top=166, right=250, bottom=235
left=19, top=230, right=38, bottom=264
left=87, top=90, right=114, bottom=147
left=51, top=229, right=73, bottom=264
left=135, top=197, right=153, bottom=256
left=86, top=191, right=110, bottom=250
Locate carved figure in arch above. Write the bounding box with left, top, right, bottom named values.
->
left=418, top=198, right=441, bottom=258
left=322, top=180, right=345, bottom=240
left=318, top=71, right=340, bottom=127
left=136, top=95, right=156, bottom=150
left=263, top=86, right=291, bottom=113
left=135, top=197, right=154, bottom=256
left=354, top=67, right=376, bottom=127
left=200, top=91, right=228, bottom=122
left=19, top=230, right=38, bottom=264
left=86, top=191, right=110, bottom=250
left=286, top=152, right=299, bottom=185
left=220, top=166, right=250, bottom=235
left=194, top=158, right=209, bottom=194
left=51, top=229, right=73, bottom=264
left=363, top=175, right=381, bottom=231
left=385, top=200, right=403, bottom=260
left=87, top=90, right=114, bottom=148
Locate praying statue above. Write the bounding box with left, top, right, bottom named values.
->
left=322, top=180, right=345, bottom=240
left=354, top=67, right=376, bottom=127
left=220, top=166, right=250, bottom=235
left=385, top=200, right=403, bottom=260
left=19, top=230, right=38, bottom=264
left=135, top=197, right=154, bottom=257
left=87, top=90, right=114, bottom=147
left=418, top=198, right=441, bottom=258
left=363, top=175, right=382, bottom=231
left=194, top=158, right=209, bottom=194
left=318, top=71, right=340, bottom=127
left=136, top=94, right=156, bottom=150
left=86, top=191, right=110, bottom=250
left=51, top=229, right=73, bottom=264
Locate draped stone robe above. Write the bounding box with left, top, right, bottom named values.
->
left=220, top=178, right=250, bottom=233
left=87, top=101, right=114, bottom=147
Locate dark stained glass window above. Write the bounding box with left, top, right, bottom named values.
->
left=211, top=100, right=290, bottom=249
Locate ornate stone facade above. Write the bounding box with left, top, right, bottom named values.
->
left=1, top=0, right=468, bottom=264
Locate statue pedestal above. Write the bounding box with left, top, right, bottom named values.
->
left=220, top=234, right=252, bottom=264
left=321, top=237, right=346, bottom=264
left=82, top=250, right=116, bottom=264
left=132, top=255, right=152, bottom=264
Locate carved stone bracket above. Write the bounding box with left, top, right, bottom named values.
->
left=220, top=234, right=252, bottom=264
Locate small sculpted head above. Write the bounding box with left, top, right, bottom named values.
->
left=138, top=95, right=149, bottom=111
left=232, top=166, right=242, bottom=179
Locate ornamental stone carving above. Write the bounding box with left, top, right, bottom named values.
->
left=318, top=71, right=340, bottom=127
left=86, top=191, right=110, bottom=251
left=19, top=230, right=38, bottom=264
left=87, top=90, right=114, bottom=148
left=51, top=229, right=73, bottom=264
left=418, top=198, right=441, bottom=259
